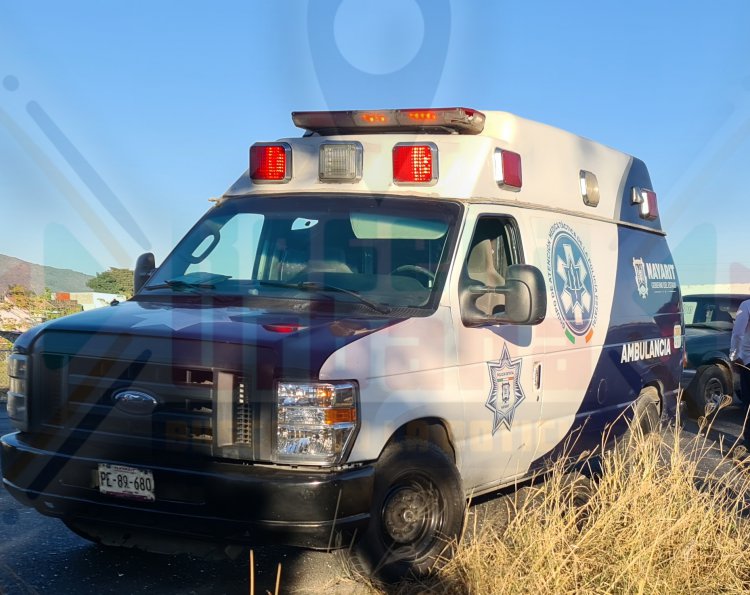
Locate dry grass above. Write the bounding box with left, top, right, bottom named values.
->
left=386, top=422, right=750, bottom=594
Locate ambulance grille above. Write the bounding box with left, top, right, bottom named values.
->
left=233, top=381, right=253, bottom=445
left=36, top=353, right=254, bottom=455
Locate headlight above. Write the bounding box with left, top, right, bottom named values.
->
left=275, top=381, right=358, bottom=465
left=7, top=353, right=29, bottom=431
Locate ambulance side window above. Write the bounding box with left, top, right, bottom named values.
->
left=462, top=217, right=522, bottom=316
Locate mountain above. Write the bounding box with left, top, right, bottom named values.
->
left=0, top=254, right=94, bottom=294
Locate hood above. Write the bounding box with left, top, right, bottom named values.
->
left=20, top=299, right=400, bottom=379
left=684, top=324, right=731, bottom=339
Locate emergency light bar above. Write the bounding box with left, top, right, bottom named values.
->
left=292, top=107, right=486, bottom=136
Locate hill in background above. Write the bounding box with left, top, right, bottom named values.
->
left=0, top=254, right=93, bottom=294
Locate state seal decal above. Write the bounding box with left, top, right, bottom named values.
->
left=486, top=343, right=526, bottom=434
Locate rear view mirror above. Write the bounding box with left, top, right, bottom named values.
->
left=461, top=264, right=547, bottom=327
left=134, top=252, right=155, bottom=294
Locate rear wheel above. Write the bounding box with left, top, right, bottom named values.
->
left=627, top=386, right=661, bottom=440
left=685, top=364, right=730, bottom=418
left=351, top=439, right=464, bottom=583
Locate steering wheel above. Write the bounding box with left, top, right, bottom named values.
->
left=391, top=265, right=436, bottom=286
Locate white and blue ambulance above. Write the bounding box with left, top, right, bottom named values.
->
left=2, top=108, right=683, bottom=581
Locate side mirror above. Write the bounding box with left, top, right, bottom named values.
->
left=134, top=252, right=155, bottom=294
left=461, top=264, right=547, bottom=327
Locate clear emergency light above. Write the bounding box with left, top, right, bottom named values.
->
left=319, top=142, right=363, bottom=182
left=580, top=170, right=600, bottom=207
left=292, top=107, right=486, bottom=135
left=493, top=148, right=523, bottom=191
left=632, top=187, right=659, bottom=220
left=393, top=142, right=438, bottom=185
left=250, top=142, right=292, bottom=183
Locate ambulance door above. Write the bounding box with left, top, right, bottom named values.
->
left=450, top=208, right=545, bottom=492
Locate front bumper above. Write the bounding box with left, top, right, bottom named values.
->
left=1, top=432, right=373, bottom=550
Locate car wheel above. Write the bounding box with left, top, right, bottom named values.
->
left=350, top=439, right=464, bottom=584
left=685, top=364, right=730, bottom=418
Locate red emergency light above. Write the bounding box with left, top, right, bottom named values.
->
left=493, top=148, right=522, bottom=191
left=250, top=142, right=291, bottom=183
left=632, top=187, right=659, bottom=220
left=393, top=143, right=438, bottom=185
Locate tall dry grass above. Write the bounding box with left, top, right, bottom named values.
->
left=387, top=422, right=750, bottom=595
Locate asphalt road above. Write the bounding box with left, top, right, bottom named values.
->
left=1, top=399, right=747, bottom=595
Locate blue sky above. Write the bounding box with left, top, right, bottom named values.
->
left=1, top=0, right=749, bottom=286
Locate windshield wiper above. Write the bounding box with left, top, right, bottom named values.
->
left=258, top=280, right=391, bottom=314
left=144, top=279, right=216, bottom=292
left=144, top=273, right=232, bottom=292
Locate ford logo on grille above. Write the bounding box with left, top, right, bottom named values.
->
left=112, top=389, right=159, bottom=415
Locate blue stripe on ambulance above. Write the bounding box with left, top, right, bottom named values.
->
left=531, top=162, right=682, bottom=468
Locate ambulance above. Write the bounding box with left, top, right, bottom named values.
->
left=2, top=107, right=683, bottom=581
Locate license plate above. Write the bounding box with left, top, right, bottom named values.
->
left=97, top=463, right=155, bottom=502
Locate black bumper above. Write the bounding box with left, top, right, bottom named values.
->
left=1, top=432, right=373, bottom=550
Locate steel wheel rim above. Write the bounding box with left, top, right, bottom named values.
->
left=381, top=477, right=443, bottom=549
left=704, top=376, right=724, bottom=407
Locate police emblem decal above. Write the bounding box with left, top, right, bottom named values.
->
left=632, top=257, right=649, bottom=299
left=486, top=344, right=526, bottom=434
left=547, top=223, right=598, bottom=344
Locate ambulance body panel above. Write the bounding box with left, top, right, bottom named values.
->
left=2, top=108, right=682, bottom=580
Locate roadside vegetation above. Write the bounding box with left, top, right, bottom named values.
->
left=0, top=284, right=82, bottom=332
left=0, top=336, right=10, bottom=391
left=347, top=420, right=750, bottom=594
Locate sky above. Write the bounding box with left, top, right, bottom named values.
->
left=1, top=0, right=749, bottom=287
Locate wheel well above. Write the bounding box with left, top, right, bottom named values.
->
left=385, top=418, right=455, bottom=463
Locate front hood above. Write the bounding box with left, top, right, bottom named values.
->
left=21, top=299, right=399, bottom=378
left=684, top=325, right=727, bottom=339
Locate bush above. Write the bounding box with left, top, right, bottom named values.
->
left=0, top=338, right=10, bottom=393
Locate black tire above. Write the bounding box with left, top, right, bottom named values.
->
left=626, top=386, right=661, bottom=440
left=685, top=364, right=730, bottom=418
left=350, top=439, right=464, bottom=583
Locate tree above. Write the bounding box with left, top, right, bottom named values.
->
left=86, top=268, right=134, bottom=298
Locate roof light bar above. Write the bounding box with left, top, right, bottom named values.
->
left=393, top=142, right=438, bottom=185
left=631, top=187, right=659, bottom=221
left=493, top=148, right=522, bottom=191
left=250, top=142, right=292, bottom=183
left=292, top=107, right=485, bottom=135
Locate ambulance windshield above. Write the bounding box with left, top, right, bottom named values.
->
left=143, top=195, right=461, bottom=312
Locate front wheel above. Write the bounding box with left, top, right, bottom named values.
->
left=351, top=439, right=464, bottom=583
